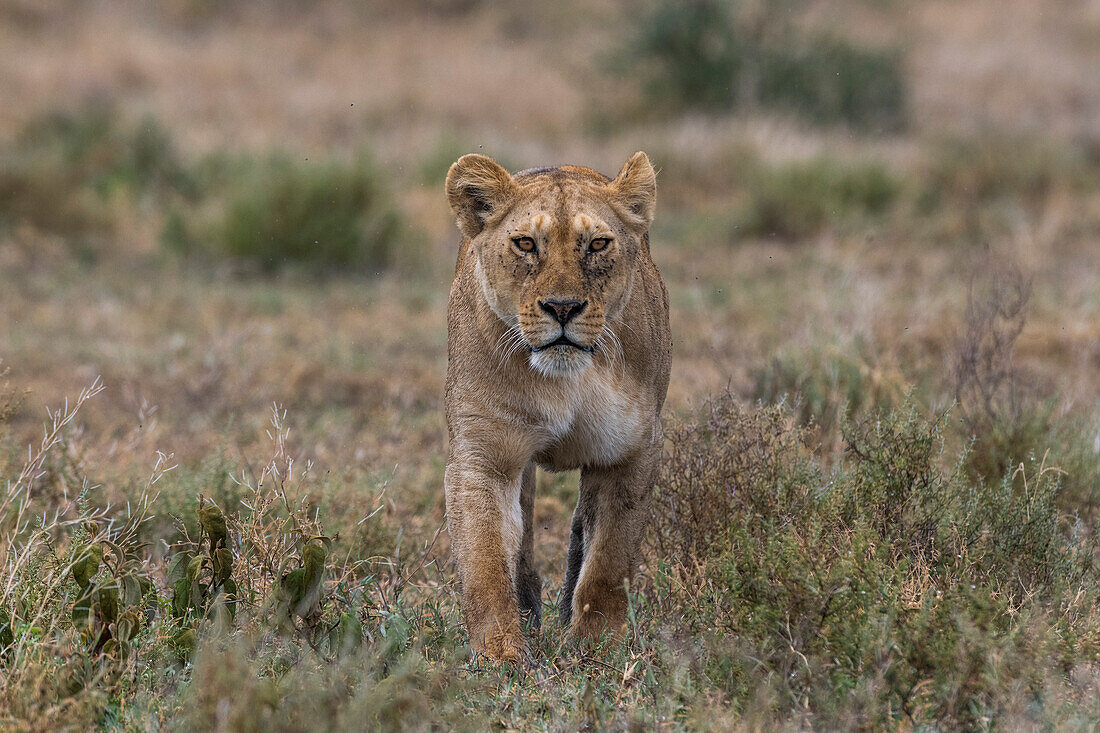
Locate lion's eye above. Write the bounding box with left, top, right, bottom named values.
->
left=512, top=236, right=536, bottom=253
left=589, top=237, right=612, bottom=252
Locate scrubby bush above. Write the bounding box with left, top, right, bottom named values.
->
left=214, top=154, right=404, bottom=272
left=24, top=109, right=196, bottom=199
left=737, top=156, right=901, bottom=239
left=0, top=105, right=411, bottom=274
left=632, top=0, right=748, bottom=111
left=649, top=393, right=1100, bottom=727
left=952, top=264, right=1038, bottom=482
left=756, top=36, right=907, bottom=131
left=627, top=0, right=907, bottom=129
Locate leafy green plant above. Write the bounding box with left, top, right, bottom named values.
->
left=168, top=500, right=237, bottom=633
left=68, top=524, right=157, bottom=658
left=273, top=535, right=328, bottom=631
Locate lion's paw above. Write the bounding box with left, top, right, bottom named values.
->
left=480, top=626, right=530, bottom=666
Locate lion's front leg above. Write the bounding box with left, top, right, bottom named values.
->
left=567, top=450, right=659, bottom=642
left=445, top=457, right=528, bottom=664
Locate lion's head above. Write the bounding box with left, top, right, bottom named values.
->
left=446, top=152, right=656, bottom=377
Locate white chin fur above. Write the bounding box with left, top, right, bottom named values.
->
left=529, top=347, right=592, bottom=377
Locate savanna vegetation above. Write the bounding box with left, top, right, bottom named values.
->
left=1, top=0, right=1098, bottom=729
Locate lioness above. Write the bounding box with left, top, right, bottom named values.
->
left=444, top=152, right=671, bottom=663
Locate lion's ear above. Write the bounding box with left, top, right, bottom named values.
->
left=609, top=151, right=656, bottom=230
left=446, top=154, right=518, bottom=239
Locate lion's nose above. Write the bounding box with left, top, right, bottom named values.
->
left=539, top=298, right=587, bottom=325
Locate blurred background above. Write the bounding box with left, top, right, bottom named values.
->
left=1, top=0, right=1098, bottom=571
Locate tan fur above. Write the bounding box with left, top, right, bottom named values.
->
left=444, top=152, right=671, bottom=663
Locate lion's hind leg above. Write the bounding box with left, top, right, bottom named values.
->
left=559, top=489, right=591, bottom=625
left=515, top=463, right=542, bottom=629
left=568, top=451, right=658, bottom=642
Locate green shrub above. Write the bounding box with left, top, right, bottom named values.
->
left=737, top=156, right=901, bottom=239
left=15, top=108, right=196, bottom=199
left=633, top=0, right=747, bottom=111
left=0, top=107, right=196, bottom=239
left=67, top=518, right=158, bottom=659
left=756, top=37, right=906, bottom=131
left=213, top=154, right=403, bottom=272
left=627, top=0, right=907, bottom=129
left=0, top=106, right=411, bottom=274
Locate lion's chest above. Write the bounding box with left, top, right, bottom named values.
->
left=531, top=371, right=647, bottom=470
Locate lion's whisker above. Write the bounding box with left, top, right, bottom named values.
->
left=497, top=325, right=530, bottom=368
left=595, top=324, right=626, bottom=381
left=495, top=324, right=526, bottom=369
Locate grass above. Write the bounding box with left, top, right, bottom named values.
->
left=736, top=156, right=902, bottom=240
left=2, top=370, right=1098, bottom=729
left=0, top=233, right=1095, bottom=730
left=2, top=0, right=1100, bottom=729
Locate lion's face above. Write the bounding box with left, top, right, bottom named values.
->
left=475, top=183, right=642, bottom=377
left=447, top=154, right=656, bottom=377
